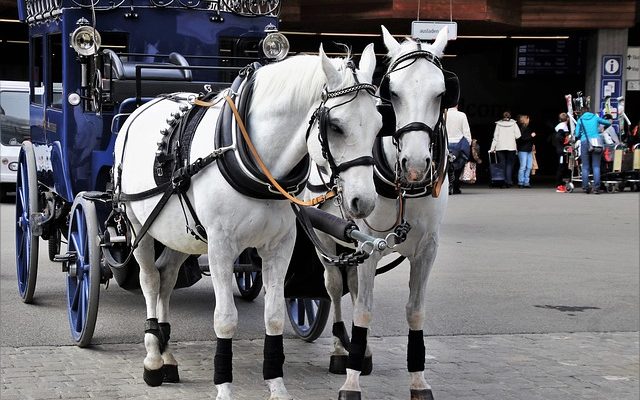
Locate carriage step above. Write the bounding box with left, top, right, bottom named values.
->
left=55, top=252, right=77, bottom=272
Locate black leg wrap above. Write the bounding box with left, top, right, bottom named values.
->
left=410, top=389, right=435, bottom=400
left=263, top=334, right=285, bottom=380
left=361, top=355, right=373, bottom=376
left=163, top=364, right=180, bottom=383
left=214, top=338, right=233, bottom=384
left=145, top=318, right=166, bottom=354
left=143, top=367, right=164, bottom=387
left=159, top=322, right=171, bottom=352
left=338, top=390, right=362, bottom=400
left=346, top=325, right=367, bottom=371
left=407, top=330, right=425, bottom=372
left=332, top=321, right=351, bottom=351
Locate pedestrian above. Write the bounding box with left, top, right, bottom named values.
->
left=489, top=111, right=520, bottom=188
left=446, top=105, right=472, bottom=194
left=516, top=114, right=536, bottom=188
left=553, top=112, right=570, bottom=192
left=575, top=106, right=611, bottom=194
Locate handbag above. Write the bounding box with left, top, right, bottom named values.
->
left=460, top=161, right=476, bottom=184
left=581, top=124, right=603, bottom=155
left=588, top=136, right=604, bottom=154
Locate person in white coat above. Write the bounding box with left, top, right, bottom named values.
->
left=446, top=106, right=472, bottom=194
left=490, top=111, right=521, bottom=187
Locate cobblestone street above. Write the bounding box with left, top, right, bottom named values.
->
left=2, top=331, right=638, bottom=399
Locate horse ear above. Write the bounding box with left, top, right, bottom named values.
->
left=381, top=25, right=400, bottom=57
left=431, top=26, right=449, bottom=57
left=319, top=44, right=342, bottom=90
left=358, top=43, right=376, bottom=83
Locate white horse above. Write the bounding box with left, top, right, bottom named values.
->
left=113, top=44, right=382, bottom=400
left=307, top=27, right=452, bottom=400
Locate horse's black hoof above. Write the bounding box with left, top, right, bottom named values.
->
left=329, top=355, right=348, bottom=374
left=361, top=355, right=372, bottom=376
left=338, top=390, right=362, bottom=400
left=143, top=367, right=164, bottom=387
left=163, top=364, right=180, bottom=383
left=410, top=389, right=434, bottom=400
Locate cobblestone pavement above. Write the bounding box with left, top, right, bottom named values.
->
left=2, top=331, right=638, bottom=400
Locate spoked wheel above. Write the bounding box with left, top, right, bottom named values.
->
left=15, top=141, right=39, bottom=303
left=48, top=228, right=61, bottom=262
left=66, top=194, right=101, bottom=347
left=286, top=297, right=330, bottom=342
left=234, top=248, right=263, bottom=301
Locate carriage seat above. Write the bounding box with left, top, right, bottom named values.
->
left=103, top=49, right=192, bottom=81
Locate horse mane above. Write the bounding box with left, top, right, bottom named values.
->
left=249, top=52, right=356, bottom=118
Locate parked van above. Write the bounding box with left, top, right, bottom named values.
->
left=0, top=81, right=31, bottom=200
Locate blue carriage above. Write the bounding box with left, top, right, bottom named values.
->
left=14, top=0, right=330, bottom=346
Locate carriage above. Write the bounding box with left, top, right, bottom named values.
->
left=13, top=0, right=350, bottom=347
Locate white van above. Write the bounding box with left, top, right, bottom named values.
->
left=0, top=81, right=31, bottom=200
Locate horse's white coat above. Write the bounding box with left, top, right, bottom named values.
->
left=113, top=45, right=381, bottom=399
left=309, top=26, right=452, bottom=397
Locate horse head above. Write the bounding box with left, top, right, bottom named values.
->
left=381, top=25, right=451, bottom=185
left=307, top=44, right=381, bottom=218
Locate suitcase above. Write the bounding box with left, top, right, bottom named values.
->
left=489, top=151, right=505, bottom=186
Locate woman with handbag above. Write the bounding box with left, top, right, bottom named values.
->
left=575, top=106, right=612, bottom=194
left=490, top=111, right=521, bottom=188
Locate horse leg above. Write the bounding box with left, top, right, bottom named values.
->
left=406, top=236, right=438, bottom=400
left=259, top=240, right=295, bottom=400
left=338, top=256, right=379, bottom=400
left=209, top=243, right=239, bottom=400
left=327, top=264, right=372, bottom=375
left=325, top=263, right=350, bottom=374
left=155, top=247, right=190, bottom=383
left=134, top=234, right=165, bottom=387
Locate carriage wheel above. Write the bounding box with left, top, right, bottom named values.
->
left=234, top=249, right=263, bottom=301
left=48, top=229, right=61, bottom=262
left=66, top=194, right=101, bottom=347
left=286, top=298, right=330, bottom=342
left=605, top=183, right=616, bottom=193
left=15, top=141, right=39, bottom=303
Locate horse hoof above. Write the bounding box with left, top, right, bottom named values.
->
left=338, top=390, right=361, bottom=400
left=143, top=367, right=164, bottom=387
left=361, top=355, right=372, bottom=376
left=163, top=364, right=180, bottom=383
left=329, top=355, right=347, bottom=374
left=410, top=388, right=434, bottom=400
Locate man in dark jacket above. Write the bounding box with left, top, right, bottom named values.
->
left=516, top=114, right=536, bottom=188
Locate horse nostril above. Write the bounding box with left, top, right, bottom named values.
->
left=351, top=197, right=360, bottom=213
left=401, top=157, right=408, bottom=171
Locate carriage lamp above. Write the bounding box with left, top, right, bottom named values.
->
left=70, top=23, right=102, bottom=57
left=68, top=92, right=81, bottom=106
left=262, top=30, right=289, bottom=61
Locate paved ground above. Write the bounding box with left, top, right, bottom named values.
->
left=2, top=332, right=638, bottom=399
left=1, top=186, right=638, bottom=399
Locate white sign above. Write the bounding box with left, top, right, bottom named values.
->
left=411, top=21, right=457, bottom=41
left=604, top=58, right=620, bottom=75
left=626, top=47, right=640, bottom=80
left=627, top=80, right=640, bottom=92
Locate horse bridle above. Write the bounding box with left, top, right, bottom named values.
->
left=306, top=62, right=378, bottom=190
left=378, top=48, right=449, bottom=193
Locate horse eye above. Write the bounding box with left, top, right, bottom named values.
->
left=329, top=123, right=344, bottom=135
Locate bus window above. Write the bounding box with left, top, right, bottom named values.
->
left=49, top=33, right=63, bottom=108
left=30, top=36, right=44, bottom=105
